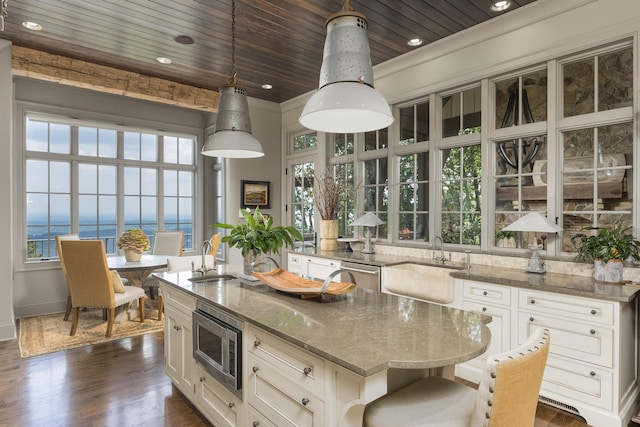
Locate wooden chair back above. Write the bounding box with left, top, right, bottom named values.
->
left=61, top=240, right=115, bottom=309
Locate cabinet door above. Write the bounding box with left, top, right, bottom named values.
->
left=462, top=300, right=511, bottom=365
left=196, top=366, right=243, bottom=427
left=306, top=256, right=341, bottom=281
left=164, top=306, right=196, bottom=395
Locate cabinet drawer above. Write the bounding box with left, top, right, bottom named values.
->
left=519, top=289, right=614, bottom=326
left=463, top=301, right=511, bottom=360
left=247, top=325, right=325, bottom=396
left=541, top=354, right=613, bottom=411
left=161, top=284, right=196, bottom=314
left=248, top=353, right=325, bottom=427
left=196, top=366, right=242, bottom=427
left=463, top=280, right=511, bottom=306
left=248, top=405, right=278, bottom=427
left=518, top=312, right=613, bottom=368
left=288, top=254, right=303, bottom=267
left=307, top=257, right=341, bottom=281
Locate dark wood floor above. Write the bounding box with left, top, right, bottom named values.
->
left=0, top=328, right=627, bottom=426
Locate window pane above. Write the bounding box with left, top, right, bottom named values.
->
left=98, top=129, right=117, bottom=158
left=141, top=134, right=157, bottom=162
left=50, top=124, right=71, bottom=154
left=79, top=127, right=98, bottom=156
left=178, top=138, right=194, bottom=164
left=598, top=47, right=633, bottom=111
left=563, top=58, right=594, bottom=117
left=26, top=160, right=49, bottom=192
left=141, top=168, right=157, bottom=195
left=124, top=167, right=140, bottom=194
left=79, top=194, right=97, bottom=224
left=416, top=101, right=429, bottom=142
left=462, top=87, right=481, bottom=131
left=399, top=106, right=414, bottom=144
left=179, top=171, right=193, bottom=196
left=99, top=165, right=117, bottom=194
left=78, top=163, right=97, bottom=194
left=164, top=136, right=178, bottom=163
left=124, top=132, right=141, bottom=160
left=26, top=119, right=49, bottom=152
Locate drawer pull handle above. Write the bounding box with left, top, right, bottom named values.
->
left=529, top=317, right=534, bottom=322
left=228, top=402, right=235, bottom=408
left=252, top=366, right=260, bottom=373
left=199, top=376, right=205, bottom=382
left=174, top=325, right=181, bottom=331
left=301, top=397, right=310, bottom=406
left=590, top=371, right=596, bottom=377
left=482, top=307, right=487, bottom=312
left=254, top=339, right=261, bottom=347
left=590, top=329, right=596, bottom=335
left=303, top=367, right=312, bottom=375
left=530, top=299, right=536, bottom=304
left=253, top=422, right=260, bottom=427
left=483, top=291, right=488, bottom=296
left=591, top=309, right=597, bottom=315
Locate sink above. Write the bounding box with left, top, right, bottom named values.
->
left=188, top=274, right=236, bottom=283
left=382, top=263, right=457, bottom=304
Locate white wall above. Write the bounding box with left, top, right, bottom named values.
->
left=0, top=40, right=16, bottom=340
left=221, top=97, right=284, bottom=267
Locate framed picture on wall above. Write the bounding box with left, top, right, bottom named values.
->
left=241, top=180, right=270, bottom=209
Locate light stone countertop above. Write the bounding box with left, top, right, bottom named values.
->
left=155, top=267, right=491, bottom=377
left=291, top=249, right=640, bottom=303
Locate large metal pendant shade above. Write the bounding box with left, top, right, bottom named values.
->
left=299, top=1, right=393, bottom=134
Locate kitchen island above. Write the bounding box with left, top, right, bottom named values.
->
left=156, top=268, right=491, bottom=427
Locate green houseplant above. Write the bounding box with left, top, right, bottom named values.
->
left=216, top=207, right=303, bottom=274
left=117, top=228, right=150, bottom=261
left=571, top=225, right=640, bottom=283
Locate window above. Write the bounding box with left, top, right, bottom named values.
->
left=440, top=145, right=482, bottom=245
left=329, top=133, right=356, bottom=238
left=560, top=46, right=634, bottom=251
left=362, top=157, right=388, bottom=238
left=24, top=114, right=197, bottom=260
left=290, top=161, right=315, bottom=246
left=399, top=101, right=429, bottom=145
left=442, top=87, right=481, bottom=137
left=398, top=152, right=429, bottom=242
left=291, top=131, right=317, bottom=153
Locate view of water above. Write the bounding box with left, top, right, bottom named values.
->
left=27, top=216, right=193, bottom=259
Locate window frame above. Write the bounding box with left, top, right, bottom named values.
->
left=17, top=104, right=201, bottom=269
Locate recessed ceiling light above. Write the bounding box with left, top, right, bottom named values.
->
left=491, top=1, right=511, bottom=11
left=156, top=57, right=172, bottom=64
left=174, top=35, right=195, bottom=45
left=261, top=83, right=273, bottom=90
left=407, top=38, right=423, bottom=47
left=22, top=21, right=43, bottom=31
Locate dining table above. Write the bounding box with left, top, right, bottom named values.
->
left=107, top=254, right=168, bottom=287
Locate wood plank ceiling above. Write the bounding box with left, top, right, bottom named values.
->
left=0, top=0, right=539, bottom=104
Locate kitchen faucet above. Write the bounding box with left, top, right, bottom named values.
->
left=193, top=240, right=213, bottom=275
left=431, top=236, right=447, bottom=264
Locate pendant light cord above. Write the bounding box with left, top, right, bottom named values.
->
left=229, top=0, right=237, bottom=84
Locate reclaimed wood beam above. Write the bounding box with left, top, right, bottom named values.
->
left=11, top=46, right=219, bottom=112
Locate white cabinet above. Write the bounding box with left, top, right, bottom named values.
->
left=287, top=253, right=342, bottom=281
left=246, top=324, right=326, bottom=426
left=195, top=366, right=243, bottom=427
left=457, top=280, right=513, bottom=380
left=161, top=283, right=244, bottom=427
left=161, top=283, right=196, bottom=396
left=454, top=279, right=638, bottom=427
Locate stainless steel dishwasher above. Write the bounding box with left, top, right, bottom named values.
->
left=340, top=261, right=381, bottom=291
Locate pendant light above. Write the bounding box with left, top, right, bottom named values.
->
left=299, top=0, right=393, bottom=134
left=201, top=0, right=264, bottom=158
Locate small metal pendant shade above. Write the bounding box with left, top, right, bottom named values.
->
left=299, top=0, right=393, bottom=134
left=201, top=0, right=264, bottom=158
left=202, top=76, right=264, bottom=158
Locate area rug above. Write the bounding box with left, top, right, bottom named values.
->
left=18, top=308, right=163, bottom=358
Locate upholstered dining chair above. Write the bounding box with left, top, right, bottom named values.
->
left=143, top=230, right=184, bottom=310
left=152, top=230, right=184, bottom=256
left=364, top=327, right=550, bottom=427
left=55, top=234, right=80, bottom=321
left=208, top=233, right=221, bottom=258
left=60, top=240, right=146, bottom=337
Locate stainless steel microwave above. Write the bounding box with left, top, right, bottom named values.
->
left=192, top=301, right=242, bottom=399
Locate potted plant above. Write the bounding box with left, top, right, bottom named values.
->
left=216, top=207, right=303, bottom=274
left=117, top=228, right=150, bottom=261
left=571, top=224, right=640, bottom=283
left=496, top=230, right=517, bottom=248
left=313, top=170, right=349, bottom=251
